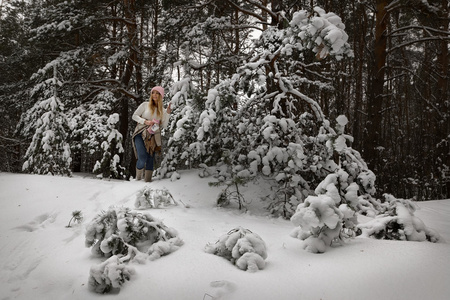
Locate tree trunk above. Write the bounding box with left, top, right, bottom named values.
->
left=436, top=0, right=450, bottom=195
left=352, top=2, right=366, bottom=149
left=120, top=0, right=138, bottom=174
left=365, top=0, right=390, bottom=176
left=121, top=0, right=138, bottom=89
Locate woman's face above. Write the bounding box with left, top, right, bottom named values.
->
left=151, top=90, right=161, bottom=102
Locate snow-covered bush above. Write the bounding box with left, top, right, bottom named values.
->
left=88, top=255, right=134, bottom=294
left=207, top=149, right=253, bottom=210
left=290, top=194, right=344, bottom=253
left=134, top=186, right=177, bottom=209
left=205, top=227, right=268, bottom=272
left=291, top=172, right=442, bottom=253
left=85, top=206, right=183, bottom=293
left=358, top=194, right=442, bottom=242
left=289, top=156, right=375, bottom=254
left=85, top=207, right=183, bottom=260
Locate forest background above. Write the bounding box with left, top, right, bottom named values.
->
left=0, top=0, right=449, bottom=204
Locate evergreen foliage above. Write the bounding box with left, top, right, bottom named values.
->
left=85, top=207, right=183, bottom=260
left=1, top=1, right=449, bottom=206
left=357, top=194, right=442, bottom=243
left=93, top=113, right=125, bottom=179
left=158, top=77, right=201, bottom=179
left=88, top=255, right=134, bottom=294
left=134, top=186, right=177, bottom=209
left=162, top=8, right=361, bottom=222
left=21, top=65, right=72, bottom=176
left=84, top=205, right=183, bottom=293
left=66, top=210, right=83, bottom=228
left=205, top=227, right=268, bottom=272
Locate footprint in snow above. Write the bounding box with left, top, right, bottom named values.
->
left=13, top=212, right=58, bottom=232
left=204, top=280, right=237, bottom=299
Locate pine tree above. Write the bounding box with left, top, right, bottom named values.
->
left=22, top=65, right=72, bottom=176
left=158, top=77, right=202, bottom=180
left=166, top=7, right=360, bottom=219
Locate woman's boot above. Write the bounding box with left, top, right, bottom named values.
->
left=136, top=168, right=144, bottom=181
left=145, top=170, right=153, bottom=182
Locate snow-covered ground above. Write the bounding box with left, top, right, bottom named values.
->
left=1, top=170, right=449, bottom=300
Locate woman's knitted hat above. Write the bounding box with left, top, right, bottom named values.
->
left=151, top=86, right=165, bottom=98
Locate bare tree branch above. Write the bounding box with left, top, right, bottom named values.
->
left=388, top=36, right=450, bottom=53
left=387, top=25, right=450, bottom=37
left=224, top=0, right=275, bottom=23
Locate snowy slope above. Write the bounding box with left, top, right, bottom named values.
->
left=0, top=171, right=449, bottom=300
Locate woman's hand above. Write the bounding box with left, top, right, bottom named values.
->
left=166, top=102, right=172, bottom=114
left=144, top=119, right=154, bottom=126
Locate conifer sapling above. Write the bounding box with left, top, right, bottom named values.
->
left=66, top=210, right=83, bottom=228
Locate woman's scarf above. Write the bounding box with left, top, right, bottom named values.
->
left=132, top=124, right=162, bottom=158
left=141, top=127, right=161, bottom=155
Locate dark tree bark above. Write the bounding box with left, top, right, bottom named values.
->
left=365, top=0, right=390, bottom=175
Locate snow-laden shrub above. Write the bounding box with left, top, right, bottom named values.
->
left=290, top=194, right=344, bottom=253
left=135, top=186, right=177, bottom=209
left=205, top=227, right=267, bottom=272
left=208, top=150, right=253, bottom=210
left=85, top=207, right=183, bottom=260
left=291, top=175, right=443, bottom=253
left=358, top=194, right=442, bottom=242
left=85, top=207, right=183, bottom=293
left=290, top=168, right=372, bottom=253
left=88, top=255, right=134, bottom=294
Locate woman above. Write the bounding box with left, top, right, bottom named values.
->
left=132, top=86, right=172, bottom=182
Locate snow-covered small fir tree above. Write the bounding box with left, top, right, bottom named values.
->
left=69, top=91, right=119, bottom=172
left=134, top=186, right=177, bottom=209
left=21, top=64, right=72, bottom=176
left=358, top=194, right=442, bottom=242
left=205, top=227, right=268, bottom=272
left=92, top=113, right=125, bottom=179
left=85, top=207, right=183, bottom=261
left=88, top=255, right=135, bottom=294
left=208, top=149, right=252, bottom=210
left=159, top=77, right=201, bottom=180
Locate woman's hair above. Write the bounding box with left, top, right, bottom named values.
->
left=149, top=93, right=163, bottom=117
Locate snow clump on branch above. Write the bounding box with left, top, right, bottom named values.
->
left=287, top=7, right=352, bottom=60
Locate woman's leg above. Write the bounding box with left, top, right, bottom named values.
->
left=145, top=150, right=155, bottom=170
left=134, top=135, right=148, bottom=170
